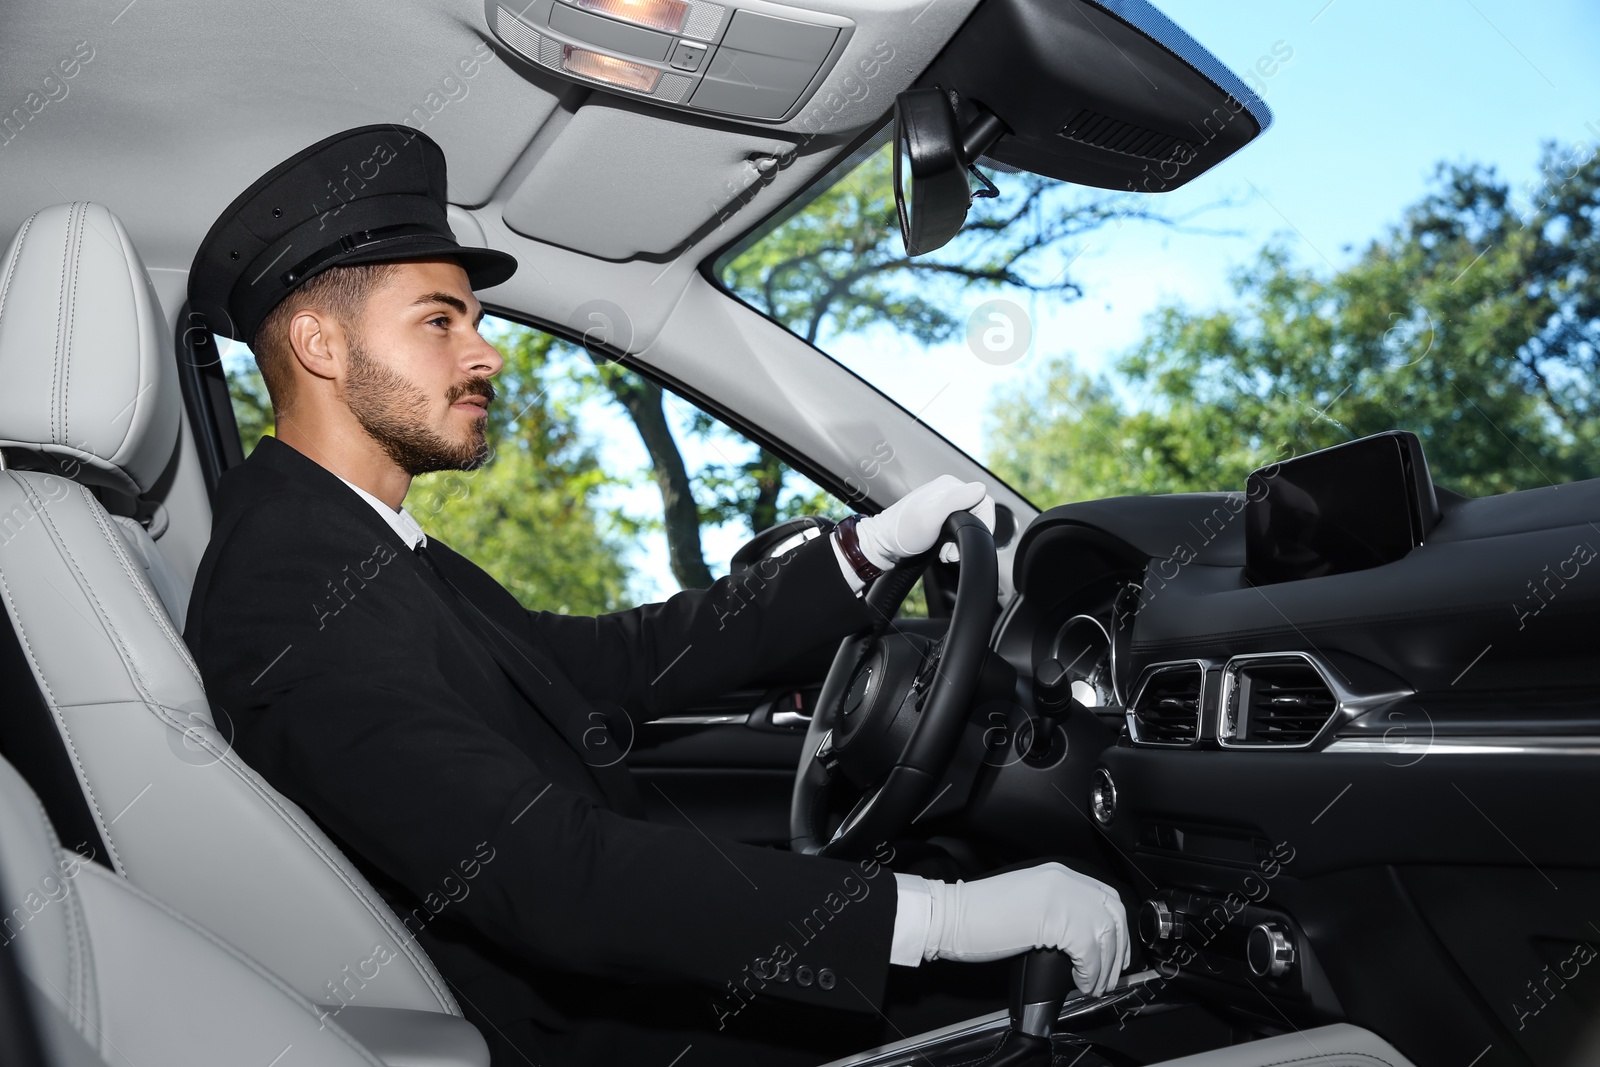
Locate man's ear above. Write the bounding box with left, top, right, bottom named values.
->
left=286, top=308, right=344, bottom=383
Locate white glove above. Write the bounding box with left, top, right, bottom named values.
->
left=892, top=864, right=1130, bottom=997
left=858, top=474, right=996, bottom=568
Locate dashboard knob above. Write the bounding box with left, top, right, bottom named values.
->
left=1138, top=899, right=1181, bottom=946
left=1246, top=923, right=1296, bottom=979
left=1089, top=767, right=1117, bottom=827
left=1033, top=658, right=1074, bottom=717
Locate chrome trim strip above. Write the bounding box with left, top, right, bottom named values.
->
left=646, top=712, right=749, bottom=725
left=815, top=971, right=1163, bottom=1067
left=1216, top=651, right=1411, bottom=751
left=1126, top=659, right=1208, bottom=748
left=1325, top=737, right=1600, bottom=756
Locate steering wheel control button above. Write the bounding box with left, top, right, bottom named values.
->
left=1089, top=767, right=1117, bottom=827
left=795, top=965, right=815, bottom=987
left=817, top=967, right=836, bottom=990
left=1247, top=923, right=1296, bottom=979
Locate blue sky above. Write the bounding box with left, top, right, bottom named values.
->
left=828, top=0, right=1600, bottom=460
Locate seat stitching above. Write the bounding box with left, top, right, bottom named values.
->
left=63, top=203, right=86, bottom=446
left=28, top=478, right=155, bottom=699
left=0, top=211, right=37, bottom=333
left=16, top=785, right=96, bottom=1038
left=1220, top=1052, right=1396, bottom=1067
left=76, top=865, right=389, bottom=1066
left=105, top=511, right=196, bottom=672
left=52, top=206, right=75, bottom=444
left=19, top=477, right=459, bottom=1013
left=87, top=494, right=201, bottom=688
left=0, top=488, right=124, bottom=876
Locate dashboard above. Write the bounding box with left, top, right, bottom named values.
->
left=964, top=433, right=1600, bottom=1065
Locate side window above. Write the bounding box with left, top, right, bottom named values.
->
left=216, top=317, right=927, bottom=616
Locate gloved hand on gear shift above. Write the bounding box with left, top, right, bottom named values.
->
left=891, top=863, right=1131, bottom=997
left=831, top=474, right=997, bottom=594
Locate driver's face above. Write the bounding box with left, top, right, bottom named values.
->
left=340, top=259, right=504, bottom=475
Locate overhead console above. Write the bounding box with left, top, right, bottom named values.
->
left=487, top=0, right=852, bottom=120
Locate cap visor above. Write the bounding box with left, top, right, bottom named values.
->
left=329, top=237, right=518, bottom=292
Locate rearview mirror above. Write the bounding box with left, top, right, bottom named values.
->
left=892, top=89, right=1007, bottom=256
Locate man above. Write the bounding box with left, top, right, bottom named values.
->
left=183, top=125, right=1129, bottom=1066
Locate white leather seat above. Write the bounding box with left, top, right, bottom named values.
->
left=0, top=749, right=392, bottom=1067
left=1150, top=1024, right=1415, bottom=1067
left=0, top=202, right=483, bottom=1062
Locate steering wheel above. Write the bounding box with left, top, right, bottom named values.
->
left=790, top=511, right=997, bottom=860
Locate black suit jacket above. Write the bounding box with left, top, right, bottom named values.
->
left=183, top=435, right=900, bottom=1055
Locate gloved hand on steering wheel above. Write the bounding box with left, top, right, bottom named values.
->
left=891, top=862, right=1131, bottom=997
left=832, top=474, right=997, bottom=594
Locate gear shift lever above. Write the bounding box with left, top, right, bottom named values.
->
left=934, top=948, right=1078, bottom=1067
left=918, top=949, right=1094, bottom=1067
left=1010, top=947, right=1076, bottom=1039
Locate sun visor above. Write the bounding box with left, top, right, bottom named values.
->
left=500, top=99, right=805, bottom=259
left=917, top=0, right=1272, bottom=191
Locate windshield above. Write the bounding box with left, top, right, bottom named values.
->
left=716, top=4, right=1600, bottom=508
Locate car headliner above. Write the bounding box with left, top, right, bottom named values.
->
left=0, top=0, right=975, bottom=351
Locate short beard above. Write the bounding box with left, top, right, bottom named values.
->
left=342, top=333, right=494, bottom=476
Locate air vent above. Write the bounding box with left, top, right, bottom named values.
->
left=1220, top=657, right=1339, bottom=748
left=1127, top=662, right=1204, bottom=746
left=1059, top=108, right=1195, bottom=162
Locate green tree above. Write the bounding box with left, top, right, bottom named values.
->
left=227, top=363, right=274, bottom=456
left=591, top=365, right=716, bottom=590
left=990, top=142, right=1600, bottom=504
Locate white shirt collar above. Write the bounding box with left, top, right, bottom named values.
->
left=335, top=475, right=427, bottom=550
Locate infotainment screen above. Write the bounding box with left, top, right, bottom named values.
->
left=1243, top=431, right=1439, bottom=585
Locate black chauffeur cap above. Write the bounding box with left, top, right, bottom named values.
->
left=189, top=124, right=517, bottom=343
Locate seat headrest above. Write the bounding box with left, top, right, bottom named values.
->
left=0, top=202, right=181, bottom=497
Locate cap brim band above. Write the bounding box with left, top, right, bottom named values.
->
left=312, top=238, right=518, bottom=292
